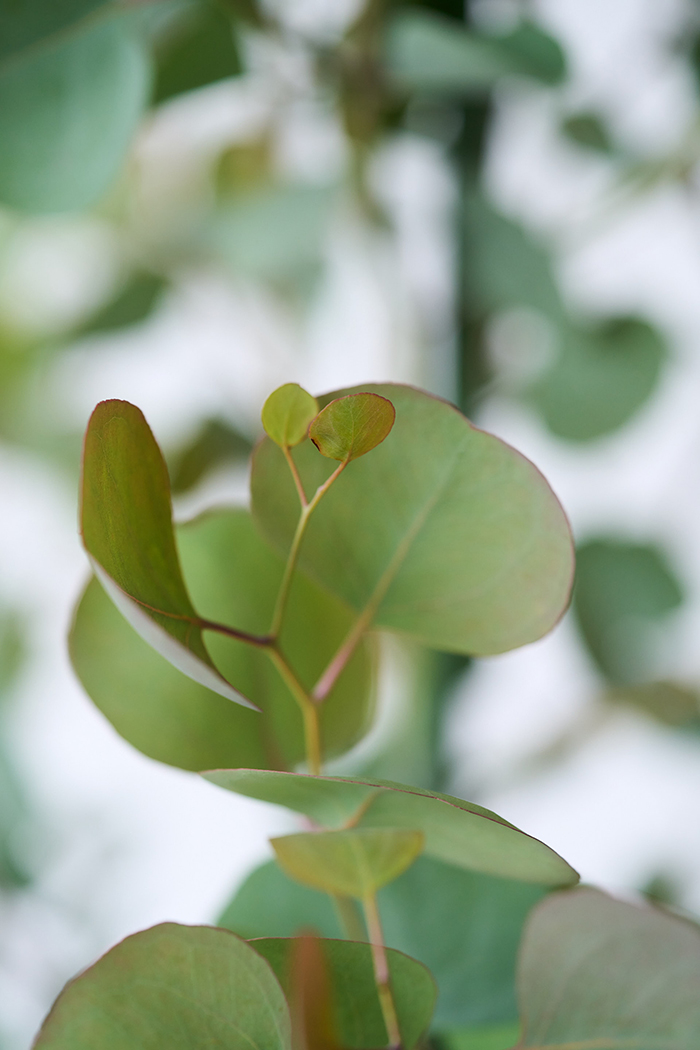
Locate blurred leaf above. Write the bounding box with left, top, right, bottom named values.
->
left=215, top=136, right=273, bottom=197
left=33, top=923, right=292, bottom=1050
left=562, top=111, right=614, bottom=153
left=529, top=316, right=666, bottom=441
left=441, top=1024, right=521, bottom=1050
left=81, top=400, right=253, bottom=707
left=263, top=384, right=319, bottom=449
left=309, top=393, right=395, bottom=461
left=219, top=860, right=343, bottom=939
left=606, top=680, right=700, bottom=729
left=252, top=383, right=574, bottom=656
left=209, top=184, right=333, bottom=287
left=0, top=14, right=151, bottom=213
left=0, top=610, right=25, bottom=695
left=386, top=12, right=564, bottom=94
left=220, top=855, right=547, bottom=1030
left=574, top=538, right=683, bottom=685
left=0, top=740, right=31, bottom=888
left=286, top=935, right=340, bottom=1050
left=271, top=828, right=424, bottom=898
left=0, top=0, right=110, bottom=65
left=377, top=857, right=546, bottom=1028
left=71, top=509, right=374, bottom=771
left=203, top=769, right=578, bottom=885
left=152, top=0, right=242, bottom=105
left=77, top=272, right=168, bottom=337
left=463, top=195, right=564, bottom=321
left=253, top=937, right=436, bottom=1050
left=168, top=418, right=252, bottom=494
left=517, top=887, right=700, bottom=1049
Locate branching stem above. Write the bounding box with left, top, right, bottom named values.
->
left=268, top=454, right=348, bottom=639
left=363, top=892, right=402, bottom=1050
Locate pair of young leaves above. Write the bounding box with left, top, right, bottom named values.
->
left=76, top=380, right=574, bottom=755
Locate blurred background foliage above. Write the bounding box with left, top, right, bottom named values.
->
left=3, top=0, right=700, bottom=1046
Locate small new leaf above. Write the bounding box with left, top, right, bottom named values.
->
left=271, top=827, right=424, bottom=899
left=262, top=384, right=319, bottom=448
left=309, top=392, right=395, bottom=461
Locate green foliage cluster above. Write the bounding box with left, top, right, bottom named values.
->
left=2, top=0, right=700, bottom=1047
left=27, top=381, right=700, bottom=1049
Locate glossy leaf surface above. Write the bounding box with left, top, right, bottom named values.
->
left=308, top=393, right=395, bottom=461
left=252, top=383, right=573, bottom=655
left=33, top=923, right=291, bottom=1050
left=517, top=888, right=700, bottom=1049
left=574, top=538, right=683, bottom=684
left=271, top=828, right=424, bottom=898
left=71, top=510, right=373, bottom=771
left=220, top=856, right=547, bottom=1029
left=80, top=400, right=252, bottom=708
left=252, top=937, right=436, bottom=1049
left=0, top=16, right=150, bottom=212
left=203, top=770, right=578, bottom=885
left=262, top=384, right=319, bottom=448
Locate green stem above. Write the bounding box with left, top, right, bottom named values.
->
left=331, top=894, right=367, bottom=940
left=363, top=892, right=401, bottom=1050
left=269, top=456, right=348, bottom=639
left=267, top=647, right=322, bottom=775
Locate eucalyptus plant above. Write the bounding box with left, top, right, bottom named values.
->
left=26, top=381, right=700, bottom=1049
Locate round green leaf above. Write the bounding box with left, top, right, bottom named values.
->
left=0, top=15, right=150, bottom=213
left=33, top=923, right=291, bottom=1050
left=70, top=509, right=374, bottom=772
left=80, top=400, right=253, bottom=709
left=262, top=384, right=319, bottom=448
left=202, top=769, right=578, bottom=886
left=252, top=937, right=436, bottom=1050
left=271, top=828, right=424, bottom=898
left=252, top=384, right=574, bottom=655
left=517, top=887, right=700, bottom=1049
left=308, top=392, right=396, bottom=461
left=220, top=856, right=547, bottom=1030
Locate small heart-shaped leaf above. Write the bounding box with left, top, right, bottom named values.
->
left=262, top=383, right=319, bottom=448
left=271, top=828, right=424, bottom=898
left=309, top=392, right=395, bottom=461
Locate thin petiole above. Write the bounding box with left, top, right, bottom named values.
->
left=282, top=445, right=308, bottom=508
left=363, top=892, right=402, bottom=1050
left=269, top=456, right=349, bottom=639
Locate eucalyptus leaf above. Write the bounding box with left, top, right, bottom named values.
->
left=309, top=393, right=395, bottom=461
left=77, top=273, right=167, bottom=337
left=252, top=384, right=574, bottom=655
left=220, top=856, right=547, bottom=1029
left=271, top=828, right=424, bottom=898
left=386, top=12, right=564, bottom=94
left=0, top=0, right=110, bottom=65
left=517, top=887, right=700, bottom=1049
left=71, top=509, right=374, bottom=771
left=562, top=112, right=614, bottom=153
left=262, top=384, right=319, bottom=449
left=203, top=769, right=578, bottom=885
left=0, top=15, right=150, bottom=212
left=80, top=400, right=253, bottom=708
left=33, top=923, right=292, bottom=1050
left=168, top=418, right=253, bottom=495
left=574, top=538, right=683, bottom=685
left=252, top=937, right=436, bottom=1050
left=153, top=0, right=242, bottom=104
left=530, top=316, right=666, bottom=442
